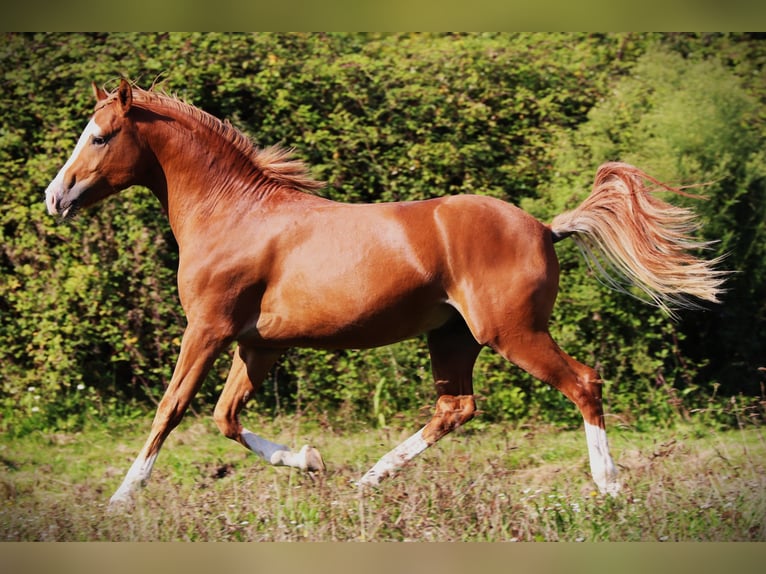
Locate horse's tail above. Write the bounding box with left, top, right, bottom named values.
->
left=549, top=162, right=727, bottom=317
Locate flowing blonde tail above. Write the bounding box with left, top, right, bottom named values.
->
left=550, top=162, right=727, bottom=316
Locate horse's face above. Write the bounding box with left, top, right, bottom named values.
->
left=45, top=80, right=146, bottom=218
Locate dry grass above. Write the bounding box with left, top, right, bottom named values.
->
left=1, top=415, right=764, bottom=541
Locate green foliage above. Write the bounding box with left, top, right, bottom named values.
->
left=1, top=33, right=764, bottom=433
left=524, top=39, right=766, bottom=428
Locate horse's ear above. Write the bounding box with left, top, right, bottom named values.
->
left=92, top=82, right=108, bottom=102
left=117, top=78, right=133, bottom=115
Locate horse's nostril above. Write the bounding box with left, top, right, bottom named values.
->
left=66, top=175, right=76, bottom=190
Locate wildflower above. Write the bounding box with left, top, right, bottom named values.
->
left=77, top=383, right=86, bottom=391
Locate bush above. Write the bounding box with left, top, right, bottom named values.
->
left=523, top=42, right=766, bottom=427
left=1, top=33, right=763, bottom=433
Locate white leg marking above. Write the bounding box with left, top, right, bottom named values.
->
left=272, top=445, right=325, bottom=471
left=242, top=429, right=324, bottom=472
left=242, top=429, right=289, bottom=463
left=358, top=427, right=430, bottom=487
left=45, top=118, right=102, bottom=215
left=109, top=451, right=158, bottom=509
left=584, top=421, right=620, bottom=495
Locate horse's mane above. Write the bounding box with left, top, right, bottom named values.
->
left=98, top=84, right=325, bottom=194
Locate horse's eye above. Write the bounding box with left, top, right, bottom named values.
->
left=92, top=135, right=108, bottom=146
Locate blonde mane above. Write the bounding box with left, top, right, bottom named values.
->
left=98, top=84, right=325, bottom=194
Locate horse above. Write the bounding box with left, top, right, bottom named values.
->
left=44, top=79, right=725, bottom=510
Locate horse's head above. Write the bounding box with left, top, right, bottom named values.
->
left=45, top=79, right=149, bottom=218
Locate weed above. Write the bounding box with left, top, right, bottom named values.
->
left=0, top=415, right=763, bottom=541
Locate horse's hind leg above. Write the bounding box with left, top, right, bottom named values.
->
left=358, top=316, right=482, bottom=487
left=494, top=329, right=620, bottom=495
left=213, top=345, right=324, bottom=472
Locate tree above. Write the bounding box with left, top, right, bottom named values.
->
left=525, top=43, right=765, bottom=425
left=1, top=33, right=763, bottom=433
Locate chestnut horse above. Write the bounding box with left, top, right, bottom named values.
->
left=45, top=79, right=725, bottom=509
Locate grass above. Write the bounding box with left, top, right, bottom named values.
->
left=0, top=413, right=764, bottom=541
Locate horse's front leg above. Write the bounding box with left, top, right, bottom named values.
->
left=213, top=345, right=325, bottom=472
left=108, top=324, right=229, bottom=510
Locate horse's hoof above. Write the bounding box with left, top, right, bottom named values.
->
left=356, top=470, right=382, bottom=489
left=107, top=494, right=135, bottom=514
left=601, top=481, right=621, bottom=497
left=299, top=445, right=325, bottom=472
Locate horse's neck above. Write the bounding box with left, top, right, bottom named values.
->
left=140, top=118, right=258, bottom=233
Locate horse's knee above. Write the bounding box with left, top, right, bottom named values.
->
left=422, top=394, right=476, bottom=444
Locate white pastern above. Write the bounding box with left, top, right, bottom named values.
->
left=108, top=451, right=158, bottom=509
left=271, top=444, right=325, bottom=471
left=45, top=118, right=102, bottom=215
left=358, top=427, right=430, bottom=487
left=584, top=421, right=620, bottom=495
left=242, top=428, right=289, bottom=463
left=242, top=429, right=324, bottom=471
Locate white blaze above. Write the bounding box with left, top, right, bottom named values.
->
left=45, top=118, right=102, bottom=215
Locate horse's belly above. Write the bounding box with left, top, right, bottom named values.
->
left=242, top=299, right=458, bottom=349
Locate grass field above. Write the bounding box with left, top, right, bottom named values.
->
left=1, top=414, right=764, bottom=542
